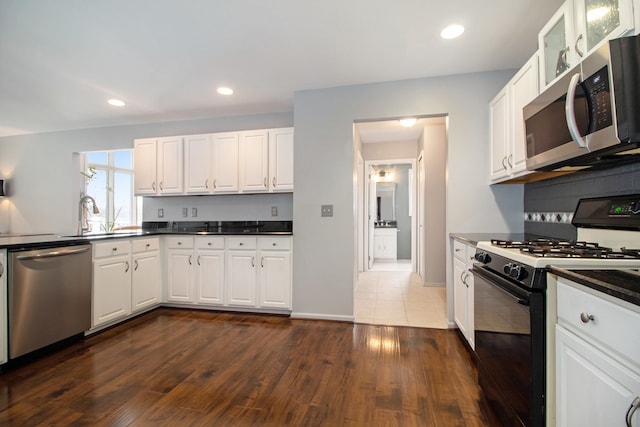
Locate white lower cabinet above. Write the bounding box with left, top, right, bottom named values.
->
left=226, top=237, right=258, bottom=306
left=556, top=279, right=640, bottom=426
left=166, top=236, right=195, bottom=303
left=195, top=238, right=225, bottom=305
left=92, top=240, right=132, bottom=327
left=452, top=239, right=475, bottom=349
left=259, top=237, right=291, bottom=309
left=373, top=228, right=397, bottom=260
left=93, top=238, right=161, bottom=329
left=0, top=249, right=7, bottom=364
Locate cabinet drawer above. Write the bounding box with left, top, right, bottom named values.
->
left=165, top=236, right=194, bottom=249
left=196, top=237, right=225, bottom=250
left=227, top=237, right=257, bottom=250
left=453, top=240, right=469, bottom=261
left=259, top=237, right=291, bottom=251
left=557, top=279, right=640, bottom=366
left=132, top=237, right=159, bottom=253
left=93, top=240, right=131, bottom=259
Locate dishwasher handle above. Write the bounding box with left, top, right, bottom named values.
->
left=16, top=246, right=91, bottom=260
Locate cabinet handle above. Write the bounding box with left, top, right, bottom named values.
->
left=125, top=261, right=130, bottom=273
left=501, top=156, right=507, bottom=170
left=152, top=181, right=156, bottom=191
left=272, top=177, right=276, bottom=187
left=197, top=255, right=201, bottom=265
left=159, top=181, right=164, bottom=191
left=251, top=256, right=255, bottom=267
left=112, top=247, right=118, bottom=252
left=507, top=154, right=513, bottom=168
left=134, top=260, right=139, bottom=271
left=272, top=243, right=276, bottom=247
left=626, top=396, right=640, bottom=427
left=455, top=248, right=461, bottom=252
left=188, top=255, right=192, bottom=265
left=146, top=243, right=150, bottom=248
left=264, top=177, right=267, bottom=187
left=460, top=271, right=466, bottom=285
left=0, top=262, right=4, bottom=278
left=177, top=241, right=182, bottom=245
left=579, top=312, right=594, bottom=323
left=261, top=257, right=264, bottom=268
left=213, top=179, right=217, bottom=189
left=575, top=33, right=584, bottom=58
left=205, top=179, right=209, bottom=189
left=239, top=242, right=244, bottom=246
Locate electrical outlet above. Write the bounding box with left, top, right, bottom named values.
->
left=158, top=208, right=164, bottom=218
left=271, top=206, right=278, bottom=216
left=182, top=208, right=188, bottom=217
left=192, top=208, right=198, bottom=217
left=321, top=204, right=333, bottom=217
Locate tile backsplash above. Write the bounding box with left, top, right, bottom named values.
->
left=524, top=160, right=640, bottom=239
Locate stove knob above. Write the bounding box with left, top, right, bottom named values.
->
left=510, top=264, right=528, bottom=281
left=474, top=252, right=491, bottom=264
left=503, top=263, right=513, bottom=275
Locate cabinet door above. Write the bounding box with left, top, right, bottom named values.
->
left=259, top=251, right=291, bottom=309
left=556, top=326, right=640, bottom=427
left=509, top=53, right=539, bottom=175
left=539, top=2, right=577, bottom=90
left=134, top=138, right=157, bottom=195
left=132, top=251, right=161, bottom=312
left=157, top=136, right=184, bottom=194
left=226, top=251, right=257, bottom=306
left=196, top=250, right=225, bottom=305
left=268, top=128, right=294, bottom=192
left=211, top=132, right=239, bottom=193
left=453, top=257, right=470, bottom=341
left=239, top=130, right=269, bottom=192
left=574, top=0, right=635, bottom=58
left=93, top=256, right=132, bottom=327
left=184, top=134, right=211, bottom=194
left=167, top=249, right=194, bottom=302
left=0, top=250, right=7, bottom=364
left=489, top=87, right=509, bottom=181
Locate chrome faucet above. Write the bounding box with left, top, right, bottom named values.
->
left=78, top=195, right=100, bottom=235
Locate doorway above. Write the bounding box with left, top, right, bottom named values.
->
left=353, top=116, right=447, bottom=328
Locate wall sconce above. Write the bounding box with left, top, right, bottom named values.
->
left=374, top=170, right=394, bottom=182
left=0, top=180, right=6, bottom=197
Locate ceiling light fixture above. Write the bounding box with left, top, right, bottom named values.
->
left=399, top=118, right=417, bottom=128
left=440, top=24, right=465, bottom=39
left=107, top=99, right=125, bottom=107
left=217, top=87, right=234, bottom=95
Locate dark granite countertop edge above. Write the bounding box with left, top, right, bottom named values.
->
left=548, top=266, right=640, bottom=307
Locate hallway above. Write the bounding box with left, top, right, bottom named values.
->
left=354, top=269, right=447, bottom=328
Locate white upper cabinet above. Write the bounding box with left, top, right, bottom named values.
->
left=268, top=128, right=294, bottom=192
left=239, top=130, right=269, bottom=192
left=184, top=134, right=211, bottom=194
left=490, top=53, right=539, bottom=183
left=134, top=138, right=158, bottom=195
left=156, top=137, right=183, bottom=194
left=211, top=132, right=240, bottom=193
left=539, top=0, right=636, bottom=91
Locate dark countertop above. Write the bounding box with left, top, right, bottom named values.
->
left=0, top=221, right=293, bottom=251
left=549, top=266, right=640, bottom=307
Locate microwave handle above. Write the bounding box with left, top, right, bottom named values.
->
left=565, top=73, right=588, bottom=148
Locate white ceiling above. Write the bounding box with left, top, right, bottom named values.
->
left=356, top=117, right=445, bottom=144
left=0, top=0, right=564, bottom=138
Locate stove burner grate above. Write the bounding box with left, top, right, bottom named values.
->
left=491, top=239, right=640, bottom=259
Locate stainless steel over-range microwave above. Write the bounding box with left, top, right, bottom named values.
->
left=524, top=34, right=640, bottom=172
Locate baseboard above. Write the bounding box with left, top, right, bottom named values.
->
left=290, top=312, right=355, bottom=322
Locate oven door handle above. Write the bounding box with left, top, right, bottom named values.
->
left=472, top=265, right=531, bottom=306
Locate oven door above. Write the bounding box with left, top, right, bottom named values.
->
left=473, top=265, right=545, bottom=427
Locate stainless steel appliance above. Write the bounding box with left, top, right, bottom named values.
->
left=8, top=243, right=92, bottom=359
left=524, top=34, right=640, bottom=172
left=473, top=194, right=640, bottom=426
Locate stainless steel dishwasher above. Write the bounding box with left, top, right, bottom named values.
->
left=8, top=243, right=92, bottom=359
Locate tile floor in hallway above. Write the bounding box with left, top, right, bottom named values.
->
left=355, top=266, right=448, bottom=329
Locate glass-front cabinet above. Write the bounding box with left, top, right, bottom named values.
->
left=539, top=0, right=636, bottom=91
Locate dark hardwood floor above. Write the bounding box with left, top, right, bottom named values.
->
left=0, top=308, right=501, bottom=426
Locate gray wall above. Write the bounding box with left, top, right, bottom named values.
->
left=292, top=70, right=524, bottom=321
left=0, top=112, right=292, bottom=234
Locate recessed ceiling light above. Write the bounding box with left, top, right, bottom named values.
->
left=217, top=87, right=234, bottom=95
left=399, top=118, right=417, bottom=128
left=440, top=24, right=465, bottom=40
left=107, top=99, right=125, bottom=107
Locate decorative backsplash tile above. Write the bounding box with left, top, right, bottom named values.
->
left=524, top=212, right=574, bottom=224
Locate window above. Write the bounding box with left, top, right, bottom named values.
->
left=82, top=150, right=141, bottom=233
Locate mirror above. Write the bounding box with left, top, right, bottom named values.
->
left=376, top=182, right=395, bottom=221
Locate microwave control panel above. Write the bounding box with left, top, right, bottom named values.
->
left=583, top=66, right=612, bottom=133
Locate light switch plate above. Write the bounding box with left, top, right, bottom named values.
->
left=271, top=206, right=278, bottom=216
left=321, top=204, right=333, bottom=217
left=182, top=208, right=188, bottom=217
left=192, top=208, right=198, bottom=217
left=158, top=208, right=164, bottom=218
